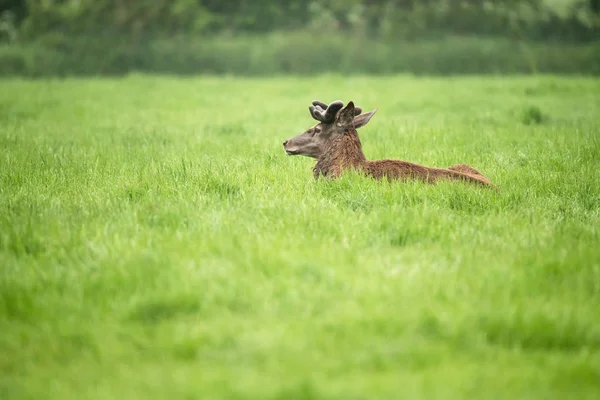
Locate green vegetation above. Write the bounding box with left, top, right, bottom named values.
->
left=1, top=0, right=599, bottom=76
left=1, top=34, right=600, bottom=77
left=1, top=75, right=600, bottom=399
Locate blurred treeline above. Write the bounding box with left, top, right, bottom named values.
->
left=0, top=0, right=599, bottom=76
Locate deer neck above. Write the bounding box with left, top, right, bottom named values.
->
left=313, top=130, right=367, bottom=178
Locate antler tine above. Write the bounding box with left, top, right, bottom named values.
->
left=309, top=100, right=342, bottom=123
left=312, top=100, right=329, bottom=109
left=309, top=100, right=331, bottom=122
left=310, top=106, right=326, bottom=122
left=323, top=101, right=344, bottom=123
left=309, top=105, right=323, bottom=122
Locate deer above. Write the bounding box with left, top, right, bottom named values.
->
left=282, top=100, right=494, bottom=187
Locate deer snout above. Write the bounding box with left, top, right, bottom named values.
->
left=283, top=140, right=288, bottom=146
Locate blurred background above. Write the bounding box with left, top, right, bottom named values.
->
left=0, top=0, right=598, bottom=77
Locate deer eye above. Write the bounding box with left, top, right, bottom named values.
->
left=313, top=127, right=321, bottom=135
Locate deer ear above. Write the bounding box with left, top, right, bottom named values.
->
left=336, top=101, right=356, bottom=127
left=353, top=108, right=377, bottom=129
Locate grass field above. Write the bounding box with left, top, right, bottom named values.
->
left=1, top=74, right=599, bottom=399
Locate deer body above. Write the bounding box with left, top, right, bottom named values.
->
left=283, top=100, right=493, bottom=188
left=312, top=128, right=491, bottom=186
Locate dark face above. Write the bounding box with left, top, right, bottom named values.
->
left=283, top=102, right=378, bottom=159
left=283, top=122, right=342, bottom=159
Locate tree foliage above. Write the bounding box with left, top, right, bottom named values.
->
left=0, top=0, right=597, bottom=43
left=0, top=0, right=598, bottom=77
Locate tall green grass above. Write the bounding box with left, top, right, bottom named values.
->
left=1, top=74, right=599, bottom=399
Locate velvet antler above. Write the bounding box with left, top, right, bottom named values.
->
left=308, top=100, right=362, bottom=123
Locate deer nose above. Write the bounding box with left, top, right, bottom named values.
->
left=283, top=140, right=288, bottom=146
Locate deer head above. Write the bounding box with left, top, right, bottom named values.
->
left=283, top=100, right=377, bottom=158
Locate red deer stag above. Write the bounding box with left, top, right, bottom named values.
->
left=283, top=100, right=493, bottom=187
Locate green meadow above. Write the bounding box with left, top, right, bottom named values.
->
left=1, top=74, right=599, bottom=399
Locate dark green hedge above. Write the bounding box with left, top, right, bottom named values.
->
left=1, top=33, right=599, bottom=77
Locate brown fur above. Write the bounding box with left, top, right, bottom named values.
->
left=313, top=130, right=492, bottom=187
left=284, top=100, right=494, bottom=188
